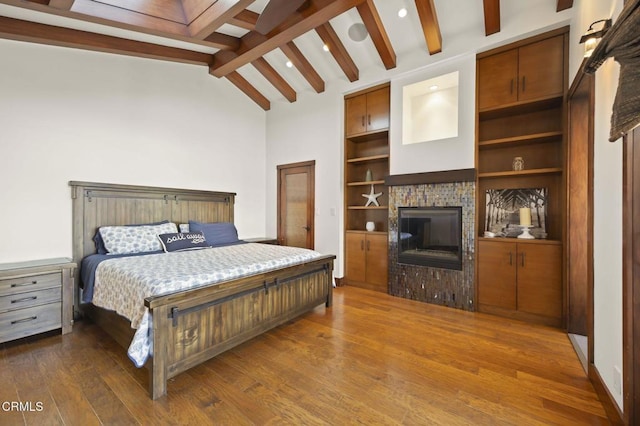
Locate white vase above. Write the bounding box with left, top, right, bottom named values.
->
left=366, top=221, right=375, bottom=232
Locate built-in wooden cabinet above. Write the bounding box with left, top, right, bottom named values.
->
left=478, top=239, right=562, bottom=326
left=345, top=86, right=390, bottom=137
left=345, top=231, right=388, bottom=292
left=476, top=27, right=568, bottom=327
left=478, top=34, right=565, bottom=110
left=344, top=83, right=390, bottom=292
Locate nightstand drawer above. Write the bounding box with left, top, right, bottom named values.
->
left=0, top=302, right=61, bottom=343
left=0, top=272, right=61, bottom=297
left=0, top=287, right=61, bottom=313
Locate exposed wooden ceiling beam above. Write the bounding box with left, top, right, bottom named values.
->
left=224, top=71, right=271, bottom=110
left=315, top=22, right=358, bottom=82
left=356, top=0, right=395, bottom=69
left=280, top=41, right=325, bottom=93
left=556, top=0, right=573, bottom=11
left=252, top=57, right=297, bottom=102
left=229, top=9, right=259, bottom=30
left=414, top=0, right=442, bottom=55
left=0, top=16, right=213, bottom=66
left=209, top=0, right=363, bottom=78
left=204, top=32, right=241, bottom=50
left=483, top=0, right=500, bottom=36
left=48, top=0, right=75, bottom=9
left=189, top=0, right=255, bottom=40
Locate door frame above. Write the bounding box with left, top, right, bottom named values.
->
left=277, top=160, right=315, bottom=249
left=623, top=127, right=639, bottom=425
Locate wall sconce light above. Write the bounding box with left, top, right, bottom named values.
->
left=579, top=19, right=612, bottom=58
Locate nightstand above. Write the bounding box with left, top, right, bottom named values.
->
left=244, top=237, right=279, bottom=245
left=0, top=258, right=76, bottom=343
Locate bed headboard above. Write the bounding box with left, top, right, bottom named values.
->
left=69, top=181, right=236, bottom=310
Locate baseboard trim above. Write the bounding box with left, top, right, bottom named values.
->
left=589, top=364, right=624, bottom=425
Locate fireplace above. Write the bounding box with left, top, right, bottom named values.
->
left=398, top=206, right=462, bottom=270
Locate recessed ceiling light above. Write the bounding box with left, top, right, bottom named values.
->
left=398, top=8, right=408, bottom=18
left=286, top=60, right=293, bottom=68
left=430, top=85, right=438, bottom=91
left=323, top=43, right=330, bottom=52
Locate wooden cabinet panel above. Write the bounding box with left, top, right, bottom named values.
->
left=478, top=49, right=518, bottom=110
left=517, top=243, right=562, bottom=318
left=478, top=240, right=517, bottom=309
left=345, top=232, right=366, bottom=283
left=345, top=95, right=367, bottom=136
left=478, top=240, right=562, bottom=326
left=518, top=36, right=564, bottom=103
left=366, top=88, right=390, bottom=132
left=365, top=233, right=388, bottom=290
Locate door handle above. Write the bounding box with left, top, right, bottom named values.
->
left=366, top=240, right=370, bottom=251
left=367, top=114, right=371, bottom=125
left=361, top=116, right=365, bottom=127
left=302, top=226, right=310, bottom=231
left=360, top=240, right=364, bottom=250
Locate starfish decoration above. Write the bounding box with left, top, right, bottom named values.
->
left=362, top=184, right=383, bottom=207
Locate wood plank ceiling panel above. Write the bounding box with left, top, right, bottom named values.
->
left=225, top=71, right=271, bottom=110
left=280, top=41, right=325, bottom=93
left=94, top=0, right=186, bottom=24
left=414, top=0, right=442, bottom=55
left=356, top=0, right=395, bottom=69
left=251, top=57, right=297, bottom=102
left=209, top=0, right=364, bottom=78
left=556, top=0, right=573, bottom=11
left=0, top=16, right=213, bottom=65
left=315, top=22, right=358, bottom=82
left=483, top=0, right=500, bottom=36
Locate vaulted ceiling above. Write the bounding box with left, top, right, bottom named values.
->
left=0, top=0, right=573, bottom=110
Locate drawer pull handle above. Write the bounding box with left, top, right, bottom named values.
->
left=11, top=316, right=37, bottom=325
left=11, top=296, right=37, bottom=304
left=11, top=280, right=37, bottom=288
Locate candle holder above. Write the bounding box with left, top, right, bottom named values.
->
left=517, top=225, right=535, bottom=239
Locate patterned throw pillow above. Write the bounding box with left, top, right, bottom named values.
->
left=158, top=232, right=208, bottom=252
left=99, top=222, right=178, bottom=255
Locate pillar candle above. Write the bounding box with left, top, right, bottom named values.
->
left=519, top=207, right=531, bottom=226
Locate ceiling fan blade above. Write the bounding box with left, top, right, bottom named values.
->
left=254, top=0, right=308, bottom=35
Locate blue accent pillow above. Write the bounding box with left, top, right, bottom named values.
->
left=158, top=232, right=208, bottom=252
left=188, top=221, right=239, bottom=246
left=93, top=220, right=171, bottom=254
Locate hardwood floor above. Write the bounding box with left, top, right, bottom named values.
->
left=1, top=286, right=608, bottom=425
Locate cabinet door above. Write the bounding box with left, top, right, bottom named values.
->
left=366, top=88, right=390, bottom=132
left=345, top=232, right=366, bottom=283
left=478, top=240, right=517, bottom=310
left=477, top=50, right=518, bottom=110
left=365, top=234, right=388, bottom=290
left=518, top=35, right=564, bottom=102
left=517, top=243, right=562, bottom=319
left=345, top=95, right=367, bottom=136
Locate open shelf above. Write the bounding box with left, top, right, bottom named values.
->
left=347, top=205, right=388, bottom=210
left=346, top=128, right=389, bottom=142
left=347, top=154, right=389, bottom=163
left=478, top=95, right=563, bottom=120
left=347, top=180, right=385, bottom=186
left=479, top=131, right=563, bottom=148
left=478, top=167, right=562, bottom=178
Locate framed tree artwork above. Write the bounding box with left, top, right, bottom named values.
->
left=485, top=188, right=548, bottom=238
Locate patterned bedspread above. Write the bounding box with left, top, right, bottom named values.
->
left=91, top=243, right=322, bottom=366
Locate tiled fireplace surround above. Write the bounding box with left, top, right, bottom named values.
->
left=386, top=169, right=476, bottom=311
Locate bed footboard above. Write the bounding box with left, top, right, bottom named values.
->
left=145, top=255, right=334, bottom=399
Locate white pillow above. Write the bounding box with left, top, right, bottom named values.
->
left=99, top=222, right=178, bottom=255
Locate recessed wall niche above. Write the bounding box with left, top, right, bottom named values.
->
left=402, top=71, right=459, bottom=145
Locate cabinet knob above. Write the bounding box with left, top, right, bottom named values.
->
left=368, top=114, right=371, bottom=125
left=360, top=240, right=364, bottom=250
left=361, top=116, right=365, bottom=127
left=366, top=240, right=370, bottom=251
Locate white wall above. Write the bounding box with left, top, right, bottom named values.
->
left=569, top=0, right=625, bottom=411
left=0, top=39, right=267, bottom=263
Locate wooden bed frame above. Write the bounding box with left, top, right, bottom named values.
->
left=69, top=181, right=334, bottom=399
